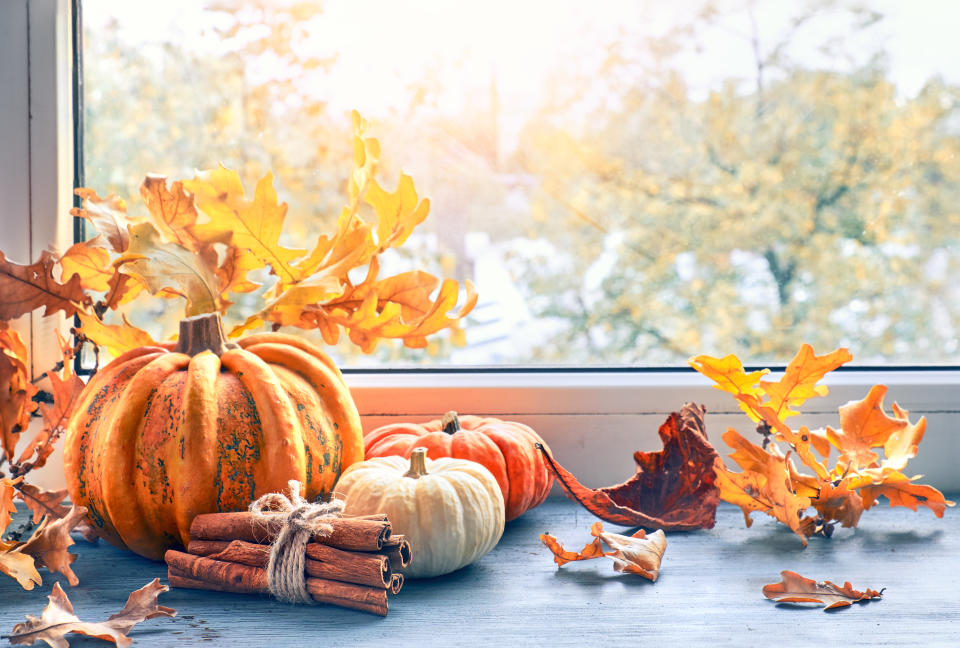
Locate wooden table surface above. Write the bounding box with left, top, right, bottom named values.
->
left=2, top=497, right=957, bottom=647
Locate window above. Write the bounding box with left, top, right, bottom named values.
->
left=80, top=0, right=960, bottom=368
left=2, top=1, right=958, bottom=492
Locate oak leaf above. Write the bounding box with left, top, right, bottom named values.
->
left=59, top=241, right=114, bottom=293
left=0, top=541, right=41, bottom=591
left=115, top=222, right=221, bottom=316
left=537, top=403, right=719, bottom=530
left=185, top=167, right=304, bottom=285
left=540, top=521, right=666, bottom=581
left=762, top=570, right=883, bottom=610
left=827, top=385, right=918, bottom=471
left=691, top=345, right=953, bottom=544
left=15, top=341, right=86, bottom=472
left=0, top=250, right=90, bottom=321
left=20, top=505, right=87, bottom=586
left=7, top=579, right=175, bottom=648
left=70, top=189, right=135, bottom=253
left=76, top=311, right=158, bottom=358
left=0, top=325, right=38, bottom=460
left=139, top=174, right=201, bottom=249
left=14, top=485, right=98, bottom=543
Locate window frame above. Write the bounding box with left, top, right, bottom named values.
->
left=5, top=0, right=957, bottom=492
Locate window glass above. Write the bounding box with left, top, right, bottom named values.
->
left=82, top=0, right=960, bottom=367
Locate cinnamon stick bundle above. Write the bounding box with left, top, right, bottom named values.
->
left=187, top=539, right=392, bottom=590
left=169, top=510, right=410, bottom=616
left=165, top=550, right=389, bottom=617
left=189, top=512, right=391, bottom=551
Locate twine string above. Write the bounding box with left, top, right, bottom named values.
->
left=249, top=480, right=344, bottom=604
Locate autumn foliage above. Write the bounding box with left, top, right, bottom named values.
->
left=0, top=112, right=476, bottom=588
left=691, top=344, right=954, bottom=545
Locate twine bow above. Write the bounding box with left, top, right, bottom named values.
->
left=249, top=480, right=344, bottom=604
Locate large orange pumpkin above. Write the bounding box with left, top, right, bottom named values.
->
left=360, top=412, right=553, bottom=521
left=64, top=314, right=363, bottom=560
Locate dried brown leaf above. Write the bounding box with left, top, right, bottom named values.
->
left=0, top=250, right=90, bottom=321
left=537, top=404, right=719, bottom=530
left=762, top=570, right=883, bottom=610
left=8, top=579, right=175, bottom=647
left=0, top=541, right=41, bottom=590
left=540, top=521, right=666, bottom=581
left=20, top=505, right=87, bottom=586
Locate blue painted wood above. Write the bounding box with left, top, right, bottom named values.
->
left=2, top=498, right=958, bottom=647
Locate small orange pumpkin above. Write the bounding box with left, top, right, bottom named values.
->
left=64, top=313, right=363, bottom=560
left=361, top=412, right=553, bottom=521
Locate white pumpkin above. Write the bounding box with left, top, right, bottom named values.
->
left=335, top=447, right=505, bottom=578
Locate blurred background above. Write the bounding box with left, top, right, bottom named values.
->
left=81, top=0, right=960, bottom=367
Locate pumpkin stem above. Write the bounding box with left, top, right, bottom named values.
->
left=441, top=411, right=461, bottom=435
left=404, top=448, right=429, bottom=479
left=173, top=313, right=239, bottom=357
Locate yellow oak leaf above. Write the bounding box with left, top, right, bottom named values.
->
left=759, top=345, right=852, bottom=420
left=688, top=353, right=769, bottom=421
left=185, top=167, right=304, bottom=284
left=59, top=240, right=114, bottom=293
left=116, top=222, right=221, bottom=316
left=365, top=174, right=430, bottom=250
left=76, top=311, right=159, bottom=357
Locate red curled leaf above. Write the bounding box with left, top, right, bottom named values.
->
left=537, top=403, right=720, bottom=530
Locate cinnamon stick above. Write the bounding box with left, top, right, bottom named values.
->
left=187, top=539, right=392, bottom=589
left=189, top=512, right=390, bottom=551
left=382, top=536, right=412, bottom=569
left=389, top=573, right=404, bottom=595
left=165, top=550, right=389, bottom=616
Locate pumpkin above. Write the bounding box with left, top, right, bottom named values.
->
left=336, top=448, right=504, bottom=578
left=63, top=313, right=364, bottom=560
left=363, top=411, right=554, bottom=521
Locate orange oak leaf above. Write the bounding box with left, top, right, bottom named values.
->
left=15, top=341, right=86, bottom=472
left=540, top=521, right=667, bottom=581
left=71, top=188, right=135, bottom=253
left=7, top=579, right=175, bottom=647
left=1, top=476, right=21, bottom=532
left=851, top=467, right=954, bottom=517
left=692, top=345, right=951, bottom=542
left=716, top=430, right=813, bottom=545
left=537, top=404, right=720, bottom=530
left=0, top=250, right=90, bottom=321
left=809, top=478, right=865, bottom=531
left=762, top=570, right=883, bottom=610
left=20, top=505, right=87, bottom=586
left=827, top=385, right=917, bottom=471
left=0, top=325, right=38, bottom=460
left=139, top=174, right=201, bottom=249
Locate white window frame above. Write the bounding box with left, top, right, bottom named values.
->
left=3, top=0, right=958, bottom=493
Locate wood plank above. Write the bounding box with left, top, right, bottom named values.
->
left=1, top=498, right=957, bottom=646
